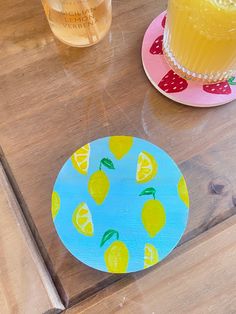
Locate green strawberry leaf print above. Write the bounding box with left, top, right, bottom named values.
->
left=228, top=76, right=236, bottom=85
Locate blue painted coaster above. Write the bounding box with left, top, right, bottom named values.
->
left=51, top=136, right=189, bottom=273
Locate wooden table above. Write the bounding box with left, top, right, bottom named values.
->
left=1, top=0, right=236, bottom=312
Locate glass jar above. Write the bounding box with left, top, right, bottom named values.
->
left=42, top=0, right=112, bottom=47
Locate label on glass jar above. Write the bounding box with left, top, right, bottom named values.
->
left=62, top=9, right=97, bottom=29
left=43, top=1, right=99, bottom=29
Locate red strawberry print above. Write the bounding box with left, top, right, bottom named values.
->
left=158, top=70, right=188, bottom=93
left=203, top=77, right=236, bottom=95
left=162, top=15, right=167, bottom=28
left=150, top=35, right=163, bottom=55
left=203, top=82, right=231, bottom=95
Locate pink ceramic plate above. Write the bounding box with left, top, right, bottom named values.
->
left=142, top=11, right=236, bottom=107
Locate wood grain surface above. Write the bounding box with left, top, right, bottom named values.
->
left=1, top=0, right=236, bottom=307
left=66, top=216, right=236, bottom=314
left=0, top=163, right=64, bottom=313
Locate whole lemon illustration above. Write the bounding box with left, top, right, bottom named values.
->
left=100, top=229, right=129, bottom=273
left=71, top=144, right=90, bottom=175
left=88, top=158, right=115, bottom=205
left=51, top=191, right=60, bottom=220
left=72, top=202, right=94, bottom=236
left=136, top=151, right=158, bottom=183
left=144, top=243, right=159, bottom=269
left=140, top=187, right=166, bottom=237
left=109, top=136, right=133, bottom=160
left=178, top=176, right=189, bottom=208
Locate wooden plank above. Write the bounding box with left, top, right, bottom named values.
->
left=0, top=163, right=64, bottom=313
left=1, top=0, right=236, bottom=306
left=66, top=216, right=236, bottom=314
left=180, top=135, right=236, bottom=245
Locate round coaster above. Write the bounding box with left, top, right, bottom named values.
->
left=142, top=11, right=236, bottom=107
left=51, top=136, right=189, bottom=273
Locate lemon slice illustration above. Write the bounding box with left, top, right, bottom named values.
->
left=144, top=243, right=159, bottom=269
left=100, top=229, right=129, bottom=273
left=71, top=144, right=90, bottom=175
left=178, top=176, right=189, bottom=208
left=140, top=187, right=166, bottom=237
left=72, top=202, right=94, bottom=236
left=136, top=151, right=157, bottom=183
left=109, top=136, right=133, bottom=160
left=88, top=158, right=115, bottom=205
left=51, top=191, right=60, bottom=220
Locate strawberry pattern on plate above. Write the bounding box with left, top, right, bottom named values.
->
left=150, top=35, right=163, bottom=55
left=203, top=77, right=236, bottom=95
left=158, top=70, right=188, bottom=93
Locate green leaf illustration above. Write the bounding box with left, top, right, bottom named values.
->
left=228, top=77, right=236, bottom=86
left=100, top=229, right=119, bottom=247
left=100, top=158, right=115, bottom=170
left=139, top=187, right=156, bottom=199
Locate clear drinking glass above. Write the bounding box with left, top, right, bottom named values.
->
left=164, top=0, right=236, bottom=82
left=41, top=0, right=112, bottom=47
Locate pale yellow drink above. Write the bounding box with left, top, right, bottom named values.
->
left=164, top=0, right=236, bottom=82
left=42, top=0, right=112, bottom=47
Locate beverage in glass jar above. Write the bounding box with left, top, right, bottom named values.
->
left=42, top=0, right=112, bottom=47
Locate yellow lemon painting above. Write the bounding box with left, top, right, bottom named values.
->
left=72, top=202, right=94, bottom=237
left=51, top=136, right=189, bottom=273
left=136, top=151, right=158, bottom=183
left=51, top=191, right=60, bottom=220
left=144, top=243, right=159, bottom=269
left=109, top=136, right=133, bottom=160
left=71, top=144, right=90, bottom=175
left=140, top=187, right=166, bottom=237
left=88, top=158, right=115, bottom=205
left=100, top=230, right=129, bottom=273
left=178, top=176, right=190, bottom=208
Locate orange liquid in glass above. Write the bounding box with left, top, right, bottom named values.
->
left=164, top=0, right=236, bottom=82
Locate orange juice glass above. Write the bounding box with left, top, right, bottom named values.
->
left=164, top=0, right=236, bottom=82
